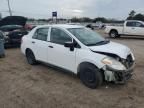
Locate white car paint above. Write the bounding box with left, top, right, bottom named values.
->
left=105, top=20, right=144, bottom=36
left=21, top=24, right=135, bottom=82
left=89, top=41, right=131, bottom=59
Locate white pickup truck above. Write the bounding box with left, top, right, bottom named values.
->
left=105, top=20, right=144, bottom=38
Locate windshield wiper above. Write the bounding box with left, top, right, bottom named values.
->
left=95, top=39, right=110, bottom=45
left=87, top=39, right=110, bottom=46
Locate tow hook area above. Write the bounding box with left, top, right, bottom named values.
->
left=103, top=70, right=116, bottom=82
left=102, top=63, right=135, bottom=84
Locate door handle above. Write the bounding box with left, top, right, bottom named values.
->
left=48, top=46, right=54, bottom=48
left=132, top=28, right=135, bottom=29
left=32, top=41, right=35, bottom=44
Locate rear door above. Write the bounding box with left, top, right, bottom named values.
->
left=31, top=27, right=49, bottom=62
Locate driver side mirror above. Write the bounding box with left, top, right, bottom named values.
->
left=64, top=42, right=75, bottom=51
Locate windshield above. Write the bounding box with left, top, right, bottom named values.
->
left=68, top=28, right=109, bottom=46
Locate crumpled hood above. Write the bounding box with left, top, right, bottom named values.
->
left=89, top=41, right=131, bottom=59
left=0, top=16, right=27, bottom=27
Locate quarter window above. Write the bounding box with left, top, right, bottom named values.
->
left=33, top=28, right=49, bottom=41
left=50, top=28, right=72, bottom=45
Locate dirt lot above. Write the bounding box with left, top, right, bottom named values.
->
left=0, top=30, right=144, bottom=108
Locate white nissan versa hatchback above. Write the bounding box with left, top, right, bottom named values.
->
left=21, top=24, right=135, bottom=89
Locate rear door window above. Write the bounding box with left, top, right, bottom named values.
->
left=33, top=28, right=49, bottom=41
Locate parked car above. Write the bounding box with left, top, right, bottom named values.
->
left=21, top=24, right=135, bottom=89
left=0, top=16, right=28, bottom=47
left=0, top=31, right=5, bottom=57
left=105, top=20, right=144, bottom=38
left=95, top=22, right=105, bottom=29
left=86, top=24, right=94, bottom=30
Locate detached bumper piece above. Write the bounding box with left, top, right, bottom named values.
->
left=106, top=63, right=135, bottom=84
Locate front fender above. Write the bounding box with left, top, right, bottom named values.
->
left=75, top=49, right=106, bottom=74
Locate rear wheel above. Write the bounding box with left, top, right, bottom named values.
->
left=26, top=50, right=37, bottom=65
left=79, top=63, right=103, bottom=89
left=109, top=30, right=120, bottom=38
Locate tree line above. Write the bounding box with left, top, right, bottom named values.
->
left=71, top=10, right=144, bottom=23
left=27, top=10, right=144, bottom=23
left=70, top=17, right=124, bottom=23
left=127, top=10, right=144, bottom=21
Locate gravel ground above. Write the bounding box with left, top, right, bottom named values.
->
left=0, top=30, right=144, bottom=108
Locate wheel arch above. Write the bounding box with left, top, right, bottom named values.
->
left=77, top=62, right=105, bottom=84
left=25, top=48, right=34, bottom=55
left=109, top=29, right=118, bottom=35
left=77, top=62, right=99, bottom=77
left=25, top=48, right=38, bottom=65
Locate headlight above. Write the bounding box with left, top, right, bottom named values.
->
left=102, top=57, right=126, bottom=70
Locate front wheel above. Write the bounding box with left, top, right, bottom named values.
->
left=79, top=63, right=103, bottom=89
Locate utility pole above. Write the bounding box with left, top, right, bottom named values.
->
left=7, top=0, right=12, bottom=16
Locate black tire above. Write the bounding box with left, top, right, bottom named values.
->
left=109, top=30, right=119, bottom=38
left=79, top=63, right=103, bottom=89
left=26, top=50, right=37, bottom=65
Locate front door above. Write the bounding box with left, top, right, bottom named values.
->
left=47, top=27, right=76, bottom=72
left=124, top=21, right=144, bottom=36
left=124, top=21, right=136, bottom=35
left=134, top=22, right=144, bottom=36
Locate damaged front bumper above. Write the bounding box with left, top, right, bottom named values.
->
left=103, top=62, right=135, bottom=84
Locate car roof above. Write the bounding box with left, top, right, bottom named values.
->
left=37, top=24, right=84, bottom=29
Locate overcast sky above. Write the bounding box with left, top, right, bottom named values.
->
left=0, top=0, right=144, bottom=19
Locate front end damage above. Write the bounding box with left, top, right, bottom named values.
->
left=102, top=54, right=135, bottom=84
